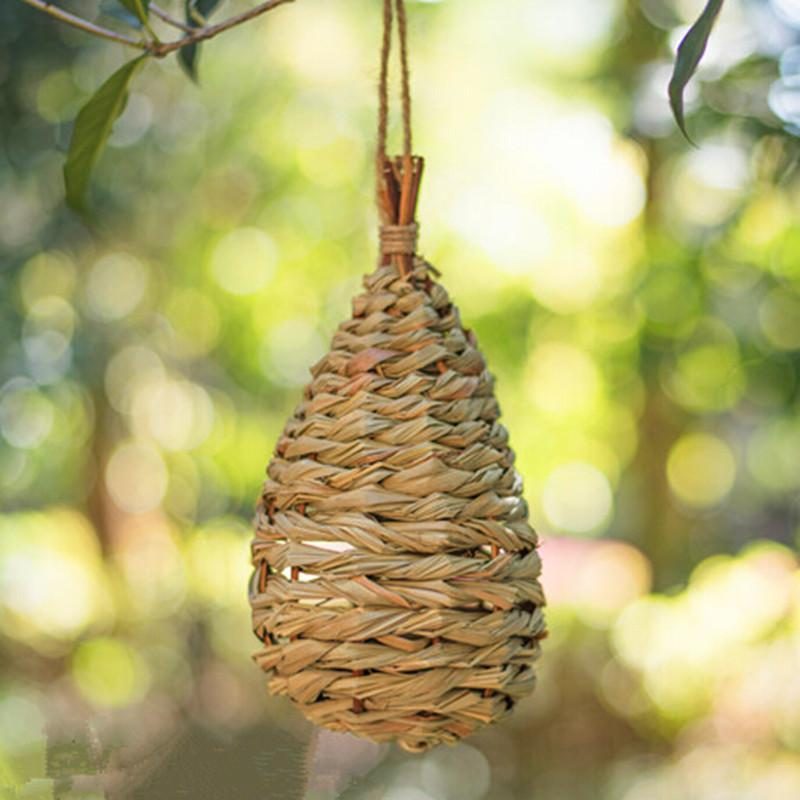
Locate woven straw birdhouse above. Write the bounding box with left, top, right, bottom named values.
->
left=248, top=0, right=546, bottom=754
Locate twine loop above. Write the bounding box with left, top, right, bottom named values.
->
left=377, top=0, right=412, bottom=170
left=376, top=0, right=423, bottom=274
left=379, top=222, right=418, bottom=256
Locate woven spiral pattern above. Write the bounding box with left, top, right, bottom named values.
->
left=249, top=258, right=546, bottom=752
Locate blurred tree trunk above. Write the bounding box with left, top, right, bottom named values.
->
left=86, top=386, right=120, bottom=557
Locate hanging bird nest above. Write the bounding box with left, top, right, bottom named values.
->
left=248, top=0, right=546, bottom=754
left=248, top=180, right=547, bottom=750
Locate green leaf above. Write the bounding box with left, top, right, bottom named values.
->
left=179, top=0, right=224, bottom=81
left=188, top=0, right=224, bottom=24
left=668, top=0, right=725, bottom=142
left=100, top=0, right=143, bottom=29
left=178, top=41, right=201, bottom=81
left=117, top=0, right=150, bottom=25
left=63, top=57, right=146, bottom=212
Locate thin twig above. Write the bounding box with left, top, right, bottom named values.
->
left=150, top=3, right=193, bottom=33
left=20, top=0, right=295, bottom=58
left=150, top=0, right=295, bottom=57
left=20, top=0, right=147, bottom=50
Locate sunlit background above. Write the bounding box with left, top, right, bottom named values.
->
left=2, top=0, right=800, bottom=797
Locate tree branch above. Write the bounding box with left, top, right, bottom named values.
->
left=20, top=0, right=147, bottom=50
left=20, top=0, right=295, bottom=58
left=150, top=0, right=295, bottom=57
left=150, top=3, right=193, bottom=34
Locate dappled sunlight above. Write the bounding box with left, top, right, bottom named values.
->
left=113, top=514, right=187, bottom=620
left=130, top=377, right=215, bottom=451
left=3, top=0, right=800, bottom=796
left=541, top=537, right=652, bottom=625
left=72, top=636, right=151, bottom=708
left=185, top=520, right=253, bottom=609
left=106, top=441, right=169, bottom=514
left=85, top=253, right=149, bottom=322
left=663, top=317, right=745, bottom=412
left=209, top=227, right=277, bottom=296
left=541, top=462, right=614, bottom=535
left=666, top=432, right=737, bottom=509
left=0, top=510, right=112, bottom=644
left=612, top=543, right=799, bottom=723
left=525, top=342, right=603, bottom=420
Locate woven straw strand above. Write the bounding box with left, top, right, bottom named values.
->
left=250, top=258, right=546, bottom=752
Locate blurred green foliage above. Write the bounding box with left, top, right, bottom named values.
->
left=1, top=0, right=800, bottom=798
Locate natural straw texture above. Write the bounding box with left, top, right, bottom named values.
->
left=249, top=257, right=547, bottom=752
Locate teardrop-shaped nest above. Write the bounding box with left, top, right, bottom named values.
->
left=249, top=258, right=546, bottom=752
